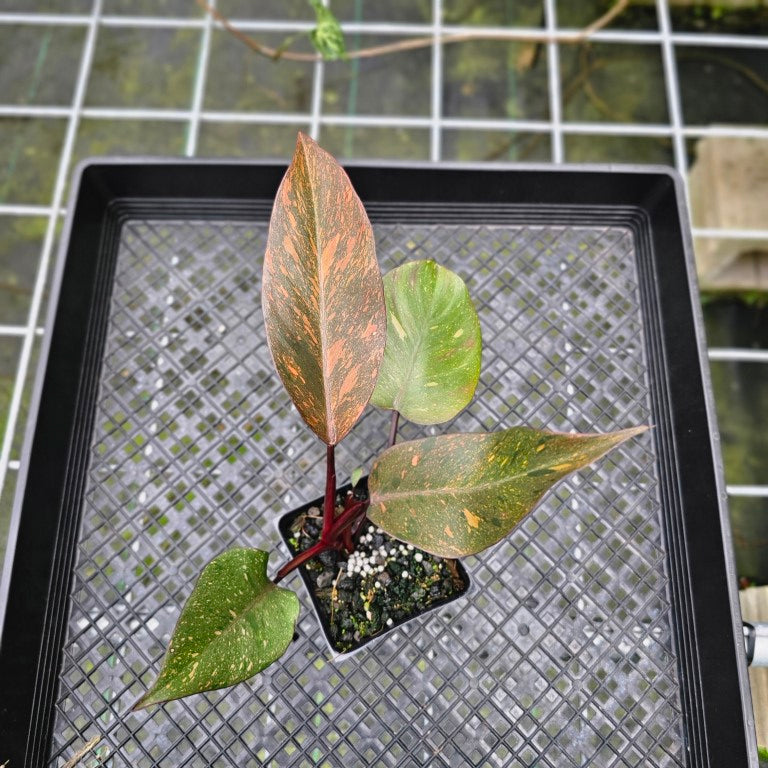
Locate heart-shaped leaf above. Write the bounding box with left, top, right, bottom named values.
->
left=263, top=132, right=386, bottom=445
left=367, top=426, right=647, bottom=557
left=370, top=260, right=482, bottom=425
left=133, top=549, right=299, bottom=709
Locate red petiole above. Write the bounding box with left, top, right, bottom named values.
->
left=275, top=414, right=397, bottom=585
left=273, top=457, right=370, bottom=585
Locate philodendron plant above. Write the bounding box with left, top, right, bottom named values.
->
left=134, top=133, right=645, bottom=709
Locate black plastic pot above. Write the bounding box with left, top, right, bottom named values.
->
left=277, top=479, right=471, bottom=656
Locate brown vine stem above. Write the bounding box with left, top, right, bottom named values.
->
left=578, top=43, right=635, bottom=124
left=677, top=49, right=768, bottom=97
left=197, top=0, right=630, bottom=63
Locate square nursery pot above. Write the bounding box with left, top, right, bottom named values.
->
left=277, top=478, right=472, bottom=657
left=0, top=161, right=757, bottom=767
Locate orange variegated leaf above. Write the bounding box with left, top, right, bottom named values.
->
left=368, top=426, right=647, bottom=557
left=263, top=133, right=386, bottom=445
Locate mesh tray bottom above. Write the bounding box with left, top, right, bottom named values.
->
left=51, top=220, right=684, bottom=768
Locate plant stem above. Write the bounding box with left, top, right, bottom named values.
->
left=273, top=497, right=369, bottom=583
left=274, top=540, right=329, bottom=584
left=321, top=443, right=336, bottom=541
left=350, top=513, right=367, bottom=540
left=331, top=498, right=368, bottom=535
left=274, top=447, right=375, bottom=585
left=387, top=410, right=400, bottom=449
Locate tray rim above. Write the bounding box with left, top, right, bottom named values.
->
left=0, top=158, right=755, bottom=768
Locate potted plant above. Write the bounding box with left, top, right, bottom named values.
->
left=133, top=133, right=644, bottom=710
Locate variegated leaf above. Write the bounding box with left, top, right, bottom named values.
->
left=368, top=426, right=647, bottom=557
left=263, top=132, right=386, bottom=445
left=309, top=0, right=346, bottom=60
left=370, top=259, right=481, bottom=424
left=133, top=549, right=299, bottom=709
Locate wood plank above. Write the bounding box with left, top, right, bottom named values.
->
left=689, top=136, right=768, bottom=291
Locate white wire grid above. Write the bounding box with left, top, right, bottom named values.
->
left=1, top=1, right=767, bottom=555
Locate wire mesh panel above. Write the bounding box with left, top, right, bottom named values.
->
left=50, top=217, right=682, bottom=767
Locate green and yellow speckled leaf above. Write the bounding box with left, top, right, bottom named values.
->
left=263, top=132, right=386, bottom=446
left=370, top=260, right=482, bottom=425
left=368, top=426, right=647, bottom=557
left=309, top=0, right=346, bottom=60
left=133, top=549, right=299, bottom=709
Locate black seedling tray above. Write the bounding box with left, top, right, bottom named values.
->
left=0, top=160, right=756, bottom=767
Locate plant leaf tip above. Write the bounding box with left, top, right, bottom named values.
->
left=618, top=424, right=651, bottom=439
left=296, top=130, right=315, bottom=150
left=130, top=693, right=154, bottom=712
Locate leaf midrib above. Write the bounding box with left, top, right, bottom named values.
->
left=372, top=467, right=543, bottom=502
left=392, top=270, right=440, bottom=410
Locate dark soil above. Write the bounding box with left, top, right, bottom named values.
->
left=282, top=490, right=470, bottom=653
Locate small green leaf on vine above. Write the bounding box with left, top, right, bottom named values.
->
left=308, top=1, right=346, bottom=61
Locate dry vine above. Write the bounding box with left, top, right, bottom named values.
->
left=197, top=0, right=630, bottom=63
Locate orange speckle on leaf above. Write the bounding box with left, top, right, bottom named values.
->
left=336, top=367, right=358, bottom=402
left=411, top=455, right=420, bottom=467
left=321, top=232, right=344, bottom=273
left=361, top=320, right=379, bottom=340
left=282, top=234, right=300, bottom=263
left=327, top=338, right=345, bottom=371
left=463, top=508, right=480, bottom=529
left=444, top=525, right=454, bottom=538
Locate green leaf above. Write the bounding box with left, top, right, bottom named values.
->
left=263, top=133, right=386, bottom=445
left=350, top=466, right=364, bottom=488
left=370, top=260, right=482, bottom=425
left=133, top=549, right=299, bottom=709
left=368, top=426, right=647, bottom=557
left=308, top=1, right=346, bottom=61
